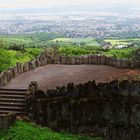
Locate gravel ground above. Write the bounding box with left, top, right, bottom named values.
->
left=3, top=64, right=140, bottom=90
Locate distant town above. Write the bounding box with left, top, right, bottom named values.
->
left=0, top=12, right=140, bottom=39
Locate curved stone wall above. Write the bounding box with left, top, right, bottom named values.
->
left=26, top=80, right=140, bottom=140
left=0, top=50, right=135, bottom=87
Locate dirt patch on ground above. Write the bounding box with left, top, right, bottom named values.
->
left=3, top=65, right=140, bottom=90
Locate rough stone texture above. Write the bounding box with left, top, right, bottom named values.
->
left=0, top=113, right=16, bottom=129
left=26, top=80, right=140, bottom=140
left=0, top=50, right=136, bottom=88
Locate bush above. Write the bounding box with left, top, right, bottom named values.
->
left=0, top=48, right=42, bottom=72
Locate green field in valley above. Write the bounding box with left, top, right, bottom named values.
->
left=0, top=33, right=139, bottom=72
left=104, top=38, right=140, bottom=46
left=50, top=38, right=102, bottom=49
left=51, top=38, right=101, bottom=47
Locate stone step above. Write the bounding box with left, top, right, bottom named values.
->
left=0, top=88, right=28, bottom=92
left=0, top=91, right=27, bottom=95
left=0, top=89, right=28, bottom=115
left=0, top=106, right=25, bottom=110
left=0, top=94, right=26, bottom=99
left=0, top=98, right=25, bottom=103
left=0, top=102, right=25, bottom=106
left=0, top=110, right=24, bottom=114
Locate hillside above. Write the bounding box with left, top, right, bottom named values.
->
left=0, top=121, right=102, bottom=140
left=0, top=33, right=139, bottom=72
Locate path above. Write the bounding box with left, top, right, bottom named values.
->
left=3, top=65, right=140, bottom=90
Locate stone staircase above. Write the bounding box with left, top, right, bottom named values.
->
left=0, top=88, right=28, bottom=115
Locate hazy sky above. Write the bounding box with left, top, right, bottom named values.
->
left=0, top=0, right=139, bottom=9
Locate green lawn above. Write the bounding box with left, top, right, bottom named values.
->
left=104, top=39, right=130, bottom=46
left=50, top=38, right=101, bottom=47
left=104, top=38, right=140, bottom=46
left=0, top=121, right=102, bottom=140
left=51, top=38, right=96, bottom=43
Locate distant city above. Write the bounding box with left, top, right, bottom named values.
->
left=0, top=4, right=140, bottom=39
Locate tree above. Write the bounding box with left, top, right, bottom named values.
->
left=0, top=39, right=6, bottom=49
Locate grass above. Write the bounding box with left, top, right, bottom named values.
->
left=0, top=34, right=139, bottom=72
left=0, top=121, right=102, bottom=140
left=51, top=38, right=96, bottom=43
left=104, top=38, right=140, bottom=47
left=50, top=38, right=101, bottom=47
left=104, top=39, right=130, bottom=46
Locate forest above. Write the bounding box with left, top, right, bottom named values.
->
left=0, top=32, right=139, bottom=72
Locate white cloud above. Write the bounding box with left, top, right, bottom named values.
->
left=0, top=0, right=139, bottom=9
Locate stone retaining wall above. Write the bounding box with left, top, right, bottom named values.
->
left=0, top=113, right=16, bottom=129
left=26, top=80, right=140, bottom=140
left=0, top=51, right=135, bottom=87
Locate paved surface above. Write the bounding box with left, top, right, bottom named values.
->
left=3, top=65, right=140, bottom=90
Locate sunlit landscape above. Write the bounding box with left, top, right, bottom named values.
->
left=0, top=0, right=140, bottom=140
